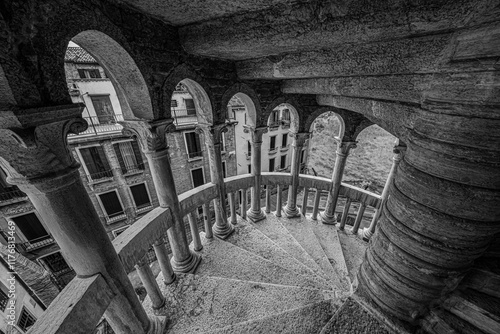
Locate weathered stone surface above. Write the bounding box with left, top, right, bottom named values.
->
left=320, top=297, right=392, bottom=334
left=337, top=230, right=367, bottom=283
left=147, top=272, right=340, bottom=333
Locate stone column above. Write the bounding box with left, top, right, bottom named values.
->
left=123, top=119, right=200, bottom=273
left=357, top=110, right=500, bottom=323
left=244, top=126, right=268, bottom=222
left=196, top=123, right=234, bottom=239
left=0, top=112, right=163, bottom=334
left=362, top=140, right=405, bottom=241
left=320, top=141, right=357, bottom=224
left=283, top=132, right=310, bottom=218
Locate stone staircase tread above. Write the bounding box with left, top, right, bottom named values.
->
left=305, top=216, right=351, bottom=291
left=461, top=268, right=500, bottom=299
left=320, top=297, right=393, bottom=334
left=227, top=217, right=334, bottom=290
left=191, top=232, right=338, bottom=291
left=247, top=214, right=327, bottom=279
left=337, top=230, right=368, bottom=282
left=473, top=256, right=500, bottom=275
left=457, top=289, right=500, bottom=323
left=279, top=214, right=339, bottom=284
left=438, top=309, right=488, bottom=334
left=151, top=273, right=341, bottom=334
left=203, top=299, right=337, bottom=334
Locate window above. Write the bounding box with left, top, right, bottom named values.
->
left=79, top=146, right=112, bottom=181
left=191, top=168, right=205, bottom=188
left=113, top=141, right=144, bottom=174
left=18, top=307, right=36, bottom=331
left=270, top=136, right=276, bottom=150
left=12, top=213, right=50, bottom=243
left=130, top=183, right=151, bottom=210
left=78, top=68, right=101, bottom=79
left=280, top=155, right=287, bottom=169
left=39, top=252, right=71, bottom=275
left=171, top=99, right=178, bottom=108
left=301, top=150, right=306, bottom=163
left=248, top=164, right=251, bottom=174
left=185, top=98, right=196, bottom=115
left=184, top=132, right=203, bottom=159
left=112, top=226, right=129, bottom=238
left=98, top=191, right=125, bottom=221
left=270, top=111, right=279, bottom=124
left=77, top=69, right=86, bottom=79
left=222, top=161, right=227, bottom=179
left=269, top=158, right=275, bottom=172
left=0, top=286, right=8, bottom=311
left=281, top=109, right=290, bottom=121
left=282, top=133, right=288, bottom=147
left=90, top=95, right=114, bottom=124
left=220, top=132, right=226, bottom=152
left=244, top=113, right=247, bottom=125
left=247, top=141, right=251, bottom=156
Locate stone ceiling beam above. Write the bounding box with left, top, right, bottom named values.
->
left=180, top=0, right=500, bottom=60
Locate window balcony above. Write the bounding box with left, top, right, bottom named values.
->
left=105, top=211, right=127, bottom=223
left=0, top=188, right=27, bottom=203
left=280, top=145, right=289, bottom=152
left=172, top=108, right=198, bottom=127
left=245, top=152, right=251, bottom=160
left=268, top=121, right=280, bottom=131
left=68, top=114, right=124, bottom=139
left=88, top=170, right=114, bottom=183
left=268, top=147, right=278, bottom=155
left=187, top=151, right=203, bottom=160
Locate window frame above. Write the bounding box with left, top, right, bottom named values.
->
left=96, top=189, right=126, bottom=223
left=269, top=135, right=277, bottom=151
left=7, top=211, right=50, bottom=244
left=128, top=182, right=153, bottom=213
left=112, top=139, right=145, bottom=175
left=18, top=306, right=37, bottom=332
left=112, top=225, right=130, bottom=238
left=75, top=144, right=113, bottom=183
left=269, top=158, right=276, bottom=172
left=183, top=131, right=203, bottom=161
left=190, top=166, right=206, bottom=188
left=280, top=155, right=287, bottom=169
left=37, top=250, right=73, bottom=276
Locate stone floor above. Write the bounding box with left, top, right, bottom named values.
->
left=142, top=210, right=392, bottom=333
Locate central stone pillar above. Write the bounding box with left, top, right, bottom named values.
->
left=196, top=123, right=234, bottom=239
left=0, top=112, right=163, bottom=334
left=123, top=119, right=200, bottom=273
left=320, top=140, right=357, bottom=224
left=244, top=126, right=268, bottom=222
left=283, top=132, right=310, bottom=218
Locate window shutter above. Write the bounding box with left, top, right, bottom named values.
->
left=130, top=184, right=151, bottom=208
left=131, top=140, right=144, bottom=169
left=13, top=213, right=49, bottom=242
left=113, top=144, right=127, bottom=174
left=79, top=148, right=99, bottom=175
left=77, top=69, right=86, bottom=79
left=185, top=99, right=196, bottom=115
left=96, top=146, right=111, bottom=172
left=99, top=192, right=123, bottom=217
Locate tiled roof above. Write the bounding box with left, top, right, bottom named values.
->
left=65, top=47, right=98, bottom=63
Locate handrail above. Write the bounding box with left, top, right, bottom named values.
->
left=27, top=274, right=113, bottom=334
left=178, top=183, right=218, bottom=217
left=112, top=207, right=173, bottom=273
left=340, top=183, right=381, bottom=208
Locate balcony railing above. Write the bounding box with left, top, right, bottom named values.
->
left=172, top=109, right=198, bottom=126
left=268, top=121, right=280, bottom=130
left=68, top=114, right=124, bottom=138
left=22, top=235, right=55, bottom=252
left=0, top=188, right=27, bottom=202
left=28, top=173, right=381, bottom=334
left=88, top=169, right=114, bottom=182
left=188, top=151, right=203, bottom=159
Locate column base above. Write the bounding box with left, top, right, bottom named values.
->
left=246, top=208, right=266, bottom=222
left=171, top=251, right=201, bottom=274
left=319, top=211, right=337, bottom=225
left=282, top=205, right=301, bottom=218
left=213, top=222, right=235, bottom=240
left=147, top=316, right=167, bottom=334
left=361, top=227, right=373, bottom=242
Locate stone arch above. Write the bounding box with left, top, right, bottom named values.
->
left=162, top=64, right=215, bottom=125
left=71, top=30, right=153, bottom=120
left=306, top=109, right=345, bottom=141
left=264, top=96, right=302, bottom=133
left=221, top=83, right=261, bottom=127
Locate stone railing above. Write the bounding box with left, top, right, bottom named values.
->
left=28, top=173, right=380, bottom=333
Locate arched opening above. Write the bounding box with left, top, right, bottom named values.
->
left=171, top=79, right=213, bottom=126
left=306, top=111, right=345, bottom=178
left=70, top=30, right=153, bottom=120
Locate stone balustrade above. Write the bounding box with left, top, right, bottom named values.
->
left=27, top=172, right=382, bottom=333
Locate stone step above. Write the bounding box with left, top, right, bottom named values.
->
left=460, top=268, right=500, bottom=299
left=227, top=217, right=334, bottom=290
left=433, top=309, right=487, bottom=334
left=203, top=299, right=337, bottom=334
left=320, top=297, right=393, bottom=334
left=443, top=292, right=500, bottom=334
left=148, top=273, right=341, bottom=334
left=337, top=230, right=369, bottom=283
left=306, top=216, right=351, bottom=292
left=247, top=214, right=327, bottom=280
left=279, top=215, right=339, bottom=284
left=191, top=232, right=338, bottom=292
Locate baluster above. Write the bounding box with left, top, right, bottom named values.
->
left=339, top=198, right=352, bottom=230
left=135, top=258, right=165, bottom=310
left=241, top=188, right=247, bottom=219
left=265, top=186, right=272, bottom=214
left=153, top=239, right=175, bottom=284
left=311, top=189, right=321, bottom=220
left=234, top=191, right=239, bottom=215
left=275, top=185, right=282, bottom=217
left=229, top=192, right=237, bottom=225
left=352, top=202, right=367, bottom=234
left=301, top=187, right=309, bottom=216
left=203, top=202, right=213, bottom=239
left=188, top=212, right=203, bottom=251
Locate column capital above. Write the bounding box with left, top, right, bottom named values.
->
left=195, top=123, right=228, bottom=145
left=336, top=140, right=357, bottom=156
left=290, top=132, right=311, bottom=148
left=243, top=125, right=268, bottom=143
left=0, top=107, right=87, bottom=182
left=121, top=119, right=176, bottom=153
left=393, top=139, right=407, bottom=161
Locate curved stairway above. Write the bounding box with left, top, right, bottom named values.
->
left=142, top=213, right=393, bottom=333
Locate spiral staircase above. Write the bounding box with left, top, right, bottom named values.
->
left=141, top=212, right=393, bottom=333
